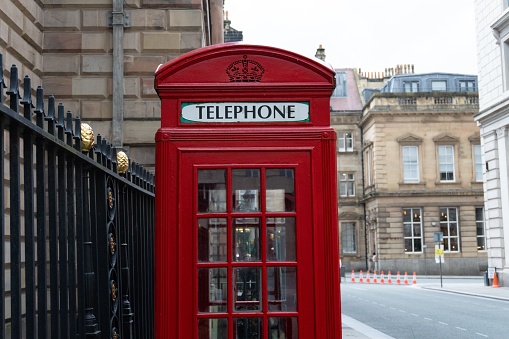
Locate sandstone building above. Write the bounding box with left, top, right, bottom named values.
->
left=1, top=0, right=224, bottom=171
left=331, top=67, right=486, bottom=275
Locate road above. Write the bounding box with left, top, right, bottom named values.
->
left=341, top=282, right=509, bottom=338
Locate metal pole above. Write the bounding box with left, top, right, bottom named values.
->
left=112, top=0, right=124, bottom=146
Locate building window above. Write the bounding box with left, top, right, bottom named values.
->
left=338, top=132, right=353, bottom=152
left=476, top=207, right=486, bottom=251
left=438, top=145, right=455, bottom=182
left=403, top=208, right=422, bottom=253
left=339, top=173, right=355, bottom=197
left=459, top=80, right=476, bottom=92
left=431, top=80, right=447, bottom=92
left=332, top=72, right=347, bottom=97
left=402, top=145, right=419, bottom=183
left=341, top=222, right=356, bottom=253
left=473, top=144, right=483, bottom=182
left=439, top=207, right=459, bottom=252
left=403, top=81, right=419, bottom=92
left=364, top=145, right=373, bottom=187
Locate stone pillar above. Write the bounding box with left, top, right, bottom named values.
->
left=496, top=126, right=509, bottom=285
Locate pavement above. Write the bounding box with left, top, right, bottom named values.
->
left=340, top=274, right=509, bottom=338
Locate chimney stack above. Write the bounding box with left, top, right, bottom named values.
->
left=315, top=44, right=326, bottom=62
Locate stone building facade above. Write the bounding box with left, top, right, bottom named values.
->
left=359, top=73, right=486, bottom=275
left=474, top=0, right=509, bottom=286
left=1, top=0, right=224, bottom=171
left=330, top=64, right=486, bottom=275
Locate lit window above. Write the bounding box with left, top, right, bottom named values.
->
left=459, top=80, right=476, bottom=92
left=403, top=81, right=419, bottom=92
left=476, top=207, right=486, bottom=251
left=339, top=173, right=355, bottom=197
left=431, top=80, right=447, bottom=92
left=332, top=72, right=347, bottom=97
left=403, top=208, right=423, bottom=253
left=338, top=132, right=353, bottom=152
left=402, top=146, right=419, bottom=183
left=341, top=222, right=356, bottom=253
left=438, top=145, right=455, bottom=182
left=439, top=207, right=460, bottom=252
left=474, top=145, right=482, bottom=182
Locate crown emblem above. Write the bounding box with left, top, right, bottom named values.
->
left=226, top=55, right=264, bottom=82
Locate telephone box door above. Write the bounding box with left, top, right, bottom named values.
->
left=179, top=150, right=314, bottom=339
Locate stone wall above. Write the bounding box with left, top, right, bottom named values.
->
left=2, top=0, right=224, bottom=171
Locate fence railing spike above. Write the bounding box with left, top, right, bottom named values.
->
left=7, top=64, right=20, bottom=112
left=35, top=86, right=45, bottom=128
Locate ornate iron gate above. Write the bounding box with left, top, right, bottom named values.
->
left=1, top=53, right=155, bottom=338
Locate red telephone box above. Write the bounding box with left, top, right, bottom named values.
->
left=154, top=43, right=341, bottom=339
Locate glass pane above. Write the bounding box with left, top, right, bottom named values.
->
left=448, top=208, right=457, bottom=221
left=403, top=224, right=412, bottom=237
left=232, top=169, right=260, bottom=212
left=450, top=238, right=458, bottom=251
left=403, top=209, right=411, bottom=223
left=440, top=225, right=449, bottom=236
left=234, top=318, right=261, bottom=339
left=234, top=267, right=261, bottom=312
left=266, top=169, right=295, bottom=212
left=198, top=218, right=227, bottom=262
left=267, top=267, right=297, bottom=312
left=404, top=239, right=412, bottom=252
left=198, top=268, right=227, bottom=313
left=198, top=170, right=226, bottom=213
left=477, top=237, right=486, bottom=250
left=267, top=217, right=296, bottom=261
left=413, top=224, right=421, bottom=237
left=198, top=318, right=228, bottom=339
left=450, top=225, right=458, bottom=236
left=233, top=218, right=260, bottom=261
left=268, top=317, right=298, bottom=339
left=414, top=239, right=422, bottom=252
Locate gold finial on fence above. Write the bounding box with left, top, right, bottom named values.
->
left=117, top=151, right=129, bottom=174
left=81, top=123, right=94, bottom=152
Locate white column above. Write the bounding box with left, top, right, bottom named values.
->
left=496, top=126, right=509, bottom=269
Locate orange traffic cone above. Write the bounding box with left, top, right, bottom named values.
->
left=412, top=272, right=417, bottom=285
left=403, top=272, right=409, bottom=285
left=492, top=272, right=501, bottom=288
left=366, top=270, right=371, bottom=283
left=373, top=270, right=378, bottom=284
left=396, top=271, right=401, bottom=284
left=387, top=271, right=392, bottom=284
left=351, top=270, right=356, bottom=283
left=359, top=270, right=364, bottom=283
left=380, top=271, right=385, bottom=284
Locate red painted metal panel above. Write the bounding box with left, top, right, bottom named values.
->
left=155, top=43, right=341, bottom=339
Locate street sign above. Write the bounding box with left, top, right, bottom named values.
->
left=434, top=232, right=443, bottom=243
left=435, top=244, right=445, bottom=263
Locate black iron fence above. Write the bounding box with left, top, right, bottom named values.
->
left=1, top=53, right=155, bottom=338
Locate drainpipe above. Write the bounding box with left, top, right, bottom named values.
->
left=110, top=0, right=131, bottom=146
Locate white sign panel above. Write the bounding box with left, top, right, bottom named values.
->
left=181, top=102, right=310, bottom=123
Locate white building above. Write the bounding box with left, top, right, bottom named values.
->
left=474, top=0, right=509, bottom=286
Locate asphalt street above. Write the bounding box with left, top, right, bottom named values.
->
left=341, top=276, right=509, bottom=339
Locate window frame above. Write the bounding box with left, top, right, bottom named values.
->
left=337, top=132, right=353, bottom=152
left=439, top=207, right=460, bottom=252
left=332, top=71, right=347, bottom=97
left=339, top=173, right=355, bottom=197
left=403, top=81, right=419, bottom=92
left=403, top=208, right=423, bottom=253
left=431, top=80, right=447, bottom=92
left=476, top=207, right=487, bottom=252
left=402, top=145, right=420, bottom=183
left=473, top=144, right=483, bottom=182
left=341, top=222, right=357, bottom=254
left=459, top=80, right=476, bottom=92
left=438, top=145, right=456, bottom=182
